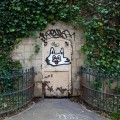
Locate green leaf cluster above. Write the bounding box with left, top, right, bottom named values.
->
left=0, top=0, right=79, bottom=70
left=74, top=0, right=120, bottom=76
left=111, top=109, right=120, bottom=120
left=0, top=0, right=119, bottom=76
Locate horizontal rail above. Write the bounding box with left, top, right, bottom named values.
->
left=81, top=84, right=120, bottom=96
left=80, top=67, right=120, bottom=113
left=0, top=67, right=35, bottom=115
left=0, top=84, right=34, bottom=97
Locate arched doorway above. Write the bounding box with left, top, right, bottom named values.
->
left=42, top=37, right=72, bottom=97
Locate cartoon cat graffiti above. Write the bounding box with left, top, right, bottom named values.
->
left=46, top=47, right=71, bottom=66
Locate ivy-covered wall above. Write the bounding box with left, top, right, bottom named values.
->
left=0, top=0, right=119, bottom=75
left=0, top=0, right=79, bottom=71
left=75, top=0, right=120, bottom=76
left=11, top=21, right=85, bottom=96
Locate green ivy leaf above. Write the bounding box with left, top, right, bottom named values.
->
left=9, top=28, right=15, bottom=32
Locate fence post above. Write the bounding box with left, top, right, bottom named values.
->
left=80, top=67, right=83, bottom=98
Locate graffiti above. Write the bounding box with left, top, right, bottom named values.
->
left=56, top=113, right=79, bottom=120
left=39, top=29, right=75, bottom=45
left=43, top=81, right=54, bottom=93
left=56, top=113, right=92, bottom=120
left=47, top=86, right=53, bottom=92
left=65, top=41, right=69, bottom=47
left=56, top=87, right=67, bottom=94
left=45, top=47, right=71, bottom=66
left=51, top=42, right=60, bottom=47
left=44, top=74, right=53, bottom=78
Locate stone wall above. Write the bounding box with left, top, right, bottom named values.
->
left=11, top=21, right=85, bottom=97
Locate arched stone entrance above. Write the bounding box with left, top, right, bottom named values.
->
left=11, top=21, right=85, bottom=97
left=41, top=30, right=73, bottom=97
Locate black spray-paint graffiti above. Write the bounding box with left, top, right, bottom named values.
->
left=46, top=47, right=71, bottom=66
left=39, top=29, right=75, bottom=46
left=51, top=42, right=60, bottom=47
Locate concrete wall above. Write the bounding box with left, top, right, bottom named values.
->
left=11, top=21, right=85, bottom=97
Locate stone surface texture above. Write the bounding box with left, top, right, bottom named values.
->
left=11, top=21, right=86, bottom=97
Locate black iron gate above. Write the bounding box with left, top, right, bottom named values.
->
left=0, top=67, right=35, bottom=115
left=80, top=67, right=120, bottom=113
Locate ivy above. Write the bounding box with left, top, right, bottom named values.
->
left=0, top=0, right=79, bottom=71
left=35, top=44, right=40, bottom=54
left=73, top=0, right=120, bottom=76
left=0, top=0, right=119, bottom=76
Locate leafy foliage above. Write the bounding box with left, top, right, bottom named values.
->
left=111, top=110, right=120, bottom=120
left=93, top=77, right=102, bottom=91
left=35, top=44, right=40, bottom=54
left=0, top=0, right=79, bottom=70
left=74, top=0, right=120, bottom=76
left=0, top=0, right=119, bottom=76
left=116, top=86, right=120, bottom=93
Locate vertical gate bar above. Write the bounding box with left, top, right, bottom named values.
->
left=28, top=69, right=30, bottom=100
left=116, top=77, right=119, bottom=111
left=80, top=67, right=83, bottom=100
left=17, top=70, right=21, bottom=107
left=22, top=70, right=24, bottom=105
left=86, top=69, right=87, bottom=100
left=25, top=69, right=29, bottom=102
left=27, top=69, right=29, bottom=101
left=104, top=75, right=107, bottom=111
left=11, top=71, right=13, bottom=110
left=32, top=67, right=34, bottom=98
left=102, top=75, right=105, bottom=109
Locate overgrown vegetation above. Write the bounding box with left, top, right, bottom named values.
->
left=111, top=110, right=120, bottom=120
left=75, top=0, right=120, bottom=76
left=35, top=44, right=40, bottom=54
left=0, top=0, right=119, bottom=116
left=0, top=0, right=79, bottom=71
left=0, top=0, right=119, bottom=73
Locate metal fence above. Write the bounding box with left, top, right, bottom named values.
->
left=80, top=67, right=120, bottom=113
left=0, top=67, right=35, bottom=115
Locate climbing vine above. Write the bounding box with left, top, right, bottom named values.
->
left=74, top=0, right=120, bottom=76
left=0, top=0, right=119, bottom=76
left=0, top=0, right=79, bottom=71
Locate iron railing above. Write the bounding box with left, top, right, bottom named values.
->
left=80, top=67, right=120, bottom=113
left=0, top=67, right=35, bottom=115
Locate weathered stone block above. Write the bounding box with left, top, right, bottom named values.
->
left=53, top=21, right=68, bottom=29
left=16, top=45, right=24, bottom=53
left=24, top=52, right=35, bottom=60
left=35, top=52, right=42, bottom=60
left=34, top=81, right=42, bottom=97
left=76, top=59, right=82, bottom=66
left=72, top=51, right=80, bottom=59
left=72, top=73, right=77, bottom=81
left=24, top=45, right=34, bottom=52
left=11, top=53, right=22, bottom=60
left=35, top=60, right=42, bottom=67
left=75, top=44, right=82, bottom=51
left=24, top=60, right=33, bottom=68
left=35, top=73, right=42, bottom=81
left=22, top=37, right=35, bottom=45
left=72, top=43, right=76, bottom=52
left=72, top=67, right=78, bottom=74
left=11, top=21, right=85, bottom=97
left=71, top=59, right=77, bottom=67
